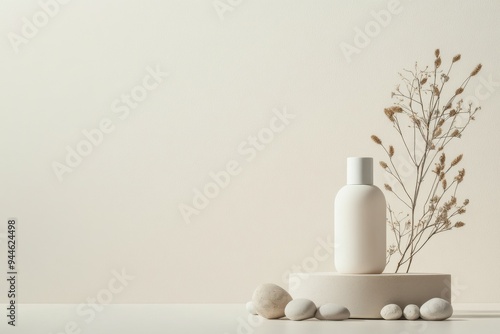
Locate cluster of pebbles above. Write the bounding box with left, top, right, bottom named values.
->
left=248, top=283, right=349, bottom=321
left=380, top=298, right=453, bottom=320
left=248, top=283, right=453, bottom=321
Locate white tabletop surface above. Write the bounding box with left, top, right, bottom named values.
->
left=1, top=303, right=500, bottom=334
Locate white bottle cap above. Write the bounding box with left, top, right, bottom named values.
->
left=347, top=157, right=373, bottom=185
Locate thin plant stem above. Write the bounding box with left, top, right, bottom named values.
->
left=372, top=50, right=481, bottom=272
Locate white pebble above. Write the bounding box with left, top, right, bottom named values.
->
left=246, top=301, right=258, bottom=315
left=285, top=298, right=316, bottom=321
left=252, top=283, right=293, bottom=319
left=315, top=303, right=350, bottom=320
left=380, top=304, right=402, bottom=320
left=420, top=298, right=453, bottom=320
left=403, top=304, right=420, bottom=320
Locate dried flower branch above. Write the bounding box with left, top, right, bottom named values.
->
left=373, top=49, right=482, bottom=273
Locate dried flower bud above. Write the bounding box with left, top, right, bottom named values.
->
left=439, top=172, right=445, bottom=181
left=389, top=145, right=394, bottom=157
left=437, top=119, right=445, bottom=127
left=444, top=103, right=451, bottom=110
left=451, top=129, right=461, bottom=137
left=435, top=57, right=442, bottom=68
left=384, top=108, right=395, bottom=122
left=435, top=49, right=440, bottom=57
left=420, top=77, right=428, bottom=85
left=439, top=153, right=446, bottom=165
left=442, top=178, right=447, bottom=189
left=371, top=135, right=382, bottom=145
left=451, top=154, right=463, bottom=166
left=452, top=54, right=461, bottom=62
left=450, top=196, right=457, bottom=205
left=458, top=208, right=466, bottom=214
left=463, top=199, right=469, bottom=205
left=380, top=161, right=388, bottom=169
left=385, top=106, right=403, bottom=113
left=433, top=127, right=442, bottom=138
left=433, top=85, right=440, bottom=95
left=455, top=168, right=465, bottom=183
left=434, top=163, right=442, bottom=174
left=454, top=221, right=465, bottom=228
left=455, top=87, right=464, bottom=95
left=471, top=64, right=482, bottom=76
left=384, top=184, right=392, bottom=191
left=449, top=109, right=457, bottom=116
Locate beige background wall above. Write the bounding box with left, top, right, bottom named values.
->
left=1, top=0, right=499, bottom=304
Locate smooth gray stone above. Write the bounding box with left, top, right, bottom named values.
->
left=420, top=298, right=453, bottom=320
left=285, top=298, right=316, bottom=321
left=315, top=303, right=350, bottom=320
left=403, top=304, right=420, bottom=320
left=380, top=304, right=402, bottom=320
left=252, top=283, right=293, bottom=319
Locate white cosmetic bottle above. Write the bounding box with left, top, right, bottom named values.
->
left=334, top=157, right=386, bottom=274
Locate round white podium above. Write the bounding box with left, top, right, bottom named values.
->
left=289, top=272, right=451, bottom=319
